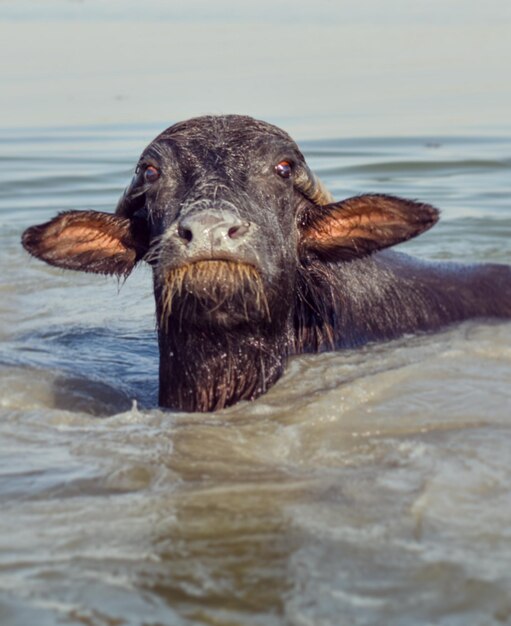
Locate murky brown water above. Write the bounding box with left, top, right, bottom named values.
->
left=1, top=2, right=511, bottom=625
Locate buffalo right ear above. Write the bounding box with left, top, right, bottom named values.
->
left=22, top=210, right=149, bottom=276
left=299, top=194, right=439, bottom=262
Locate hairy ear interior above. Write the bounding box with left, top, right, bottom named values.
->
left=300, top=194, right=439, bottom=261
left=22, top=210, right=148, bottom=275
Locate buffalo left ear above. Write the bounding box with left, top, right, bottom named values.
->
left=299, top=194, right=439, bottom=262
left=22, top=210, right=149, bottom=276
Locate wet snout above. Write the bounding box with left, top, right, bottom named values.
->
left=173, top=209, right=253, bottom=259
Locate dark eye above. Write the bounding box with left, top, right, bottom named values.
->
left=275, top=160, right=292, bottom=179
left=144, top=165, right=160, bottom=183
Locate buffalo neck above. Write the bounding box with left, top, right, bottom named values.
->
left=157, top=318, right=291, bottom=412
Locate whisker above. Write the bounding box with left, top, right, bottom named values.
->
left=157, top=260, right=269, bottom=326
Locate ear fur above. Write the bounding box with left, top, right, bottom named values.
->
left=300, top=194, right=439, bottom=262
left=22, top=210, right=148, bottom=276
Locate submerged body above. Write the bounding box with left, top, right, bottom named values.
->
left=22, top=115, right=511, bottom=411
left=296, top=251, right=511, bottom=352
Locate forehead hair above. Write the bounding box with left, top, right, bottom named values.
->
left=140, top=115, right=306, bottom=175
left=156, top=115, right=295, bottom=145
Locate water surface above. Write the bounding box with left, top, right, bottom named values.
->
left=1, top=2, right=511, bottom=625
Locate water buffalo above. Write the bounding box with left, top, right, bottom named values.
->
left=22, top=115, right=511, bottom=412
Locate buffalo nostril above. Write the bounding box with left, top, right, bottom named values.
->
left=228, top=223, right=250, bottom=240
left=177, top=224, right=193, bottom=244
left=176, top=210, right=251, bottom=249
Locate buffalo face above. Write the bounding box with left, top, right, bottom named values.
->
left=125, top=116, right=312, bottom=331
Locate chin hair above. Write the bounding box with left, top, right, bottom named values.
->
left=158, top=260, right=271, bottom=329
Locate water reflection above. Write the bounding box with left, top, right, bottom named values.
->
left=151, top=490, right=293, bottom=623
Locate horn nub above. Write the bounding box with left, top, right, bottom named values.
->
left=293, top=164, right=334, bottom=206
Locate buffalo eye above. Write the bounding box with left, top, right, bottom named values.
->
left=275, top=160, right=292, bottom=179
left=144, top=165, right=161, bottom=183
